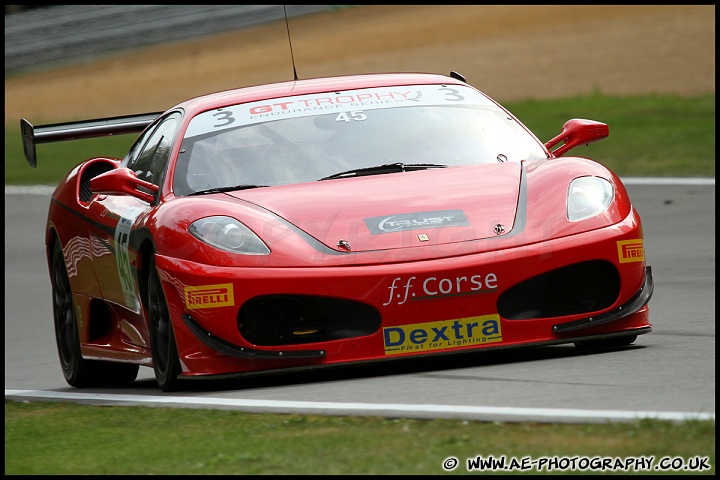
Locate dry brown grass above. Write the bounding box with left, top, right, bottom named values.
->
left=5, top=5, right=714, bottom=124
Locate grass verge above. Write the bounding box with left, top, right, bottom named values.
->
left=5, top=400, right=715, bottom=475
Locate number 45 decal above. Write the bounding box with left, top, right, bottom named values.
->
left=114, top=206, right=145, bottom=313
left=336, top=111, right=367, bottom=123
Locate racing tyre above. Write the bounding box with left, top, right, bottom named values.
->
left=574, top=335, right=638, bottom=350
left=51, top=241, right=139, bottom=387
left=147, top=254, right=182, bottom=391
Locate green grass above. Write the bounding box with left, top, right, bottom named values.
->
left=5, top=400, right=715, bottom=475
left=4, top=93, right=715, bottom=186
left=4, top=130, right=137, bottom=186
left=508, top=92, right=715, bottom=178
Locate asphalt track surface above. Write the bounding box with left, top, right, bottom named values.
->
left=4, top=179, right=715, bottom=424
left=5, top=5, right=334, bottom=74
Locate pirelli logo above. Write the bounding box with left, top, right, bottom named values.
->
left=617, top=239, right=644, bottom=263
left=185, top=283, right=234, bottom=309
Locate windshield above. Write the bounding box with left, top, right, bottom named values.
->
left=173, top=84, right=547, bottom=196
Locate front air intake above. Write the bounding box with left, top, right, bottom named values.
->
left=498, top=260, right=620, bottom=320
left=238, top=295, right=381, bottom=346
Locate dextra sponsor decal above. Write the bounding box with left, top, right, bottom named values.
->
left=383, top=273, right=498, bottom=306
left=617, top=239, right=644, bottom=263
left=383, top=314, right=502, bottom=355
left=365, top=209, right=470, bottom=235
left=185, top=283, right=235, bottom=309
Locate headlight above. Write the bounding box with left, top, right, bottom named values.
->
left=567, top=176, right=614, bottom=222
left=189, top=216, right=270, bottom=255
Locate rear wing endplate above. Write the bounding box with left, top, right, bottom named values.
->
left=20, top=112, right=162, bottom=168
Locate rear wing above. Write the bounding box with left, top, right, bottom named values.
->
left=20, top=112, right=162, bottom=167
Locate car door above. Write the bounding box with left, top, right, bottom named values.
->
left=88, top=112, right=181, bottom=313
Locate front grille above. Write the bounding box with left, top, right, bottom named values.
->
left=238, top=295, right=382, bottom=346
left=498, top=260, right=620, bottom=320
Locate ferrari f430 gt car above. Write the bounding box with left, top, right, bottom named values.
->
left=22, top=71, right=653, bottom=391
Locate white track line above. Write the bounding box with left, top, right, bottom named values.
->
left=5, top=390, right=714, bottom=424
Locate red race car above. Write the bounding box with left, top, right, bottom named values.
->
left=22, top=71, right=652, bottom=391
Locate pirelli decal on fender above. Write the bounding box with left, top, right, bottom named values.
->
left=383, top=314, right=502, bottom=355
left=617, top=239, right=644, bottom=263
left=185, top=284, right=235, bottom=309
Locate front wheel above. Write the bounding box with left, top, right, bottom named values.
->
left=147, top=254, right=182, bottom=391
left=51, top=241, right=139, bottom=387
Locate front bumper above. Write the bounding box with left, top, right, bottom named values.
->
left=156, top=210, right=652, bottom=377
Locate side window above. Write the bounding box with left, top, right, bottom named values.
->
left=126, top=112, right=182, bottom=186
left=123, top=126, right=153, bottom=168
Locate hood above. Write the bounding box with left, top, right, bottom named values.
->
left=229, top=163, right=522, bottom=252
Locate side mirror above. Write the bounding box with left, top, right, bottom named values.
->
left=544, top=119, right=609, bottom=157
left=90, top=167, right=159, bottom=204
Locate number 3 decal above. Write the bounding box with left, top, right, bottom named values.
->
left=439, top=87, right=464, bottom=102
left=213, top=110, right=235, bottom=128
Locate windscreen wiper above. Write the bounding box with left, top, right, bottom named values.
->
left=188, top=184, right=268, bottom=196
left=319, top=162, right=446, bottom=181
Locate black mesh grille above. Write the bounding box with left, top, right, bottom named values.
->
left=498, top=260, right=621, bottom=320
left=238, top=295, right=381, bottom=346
